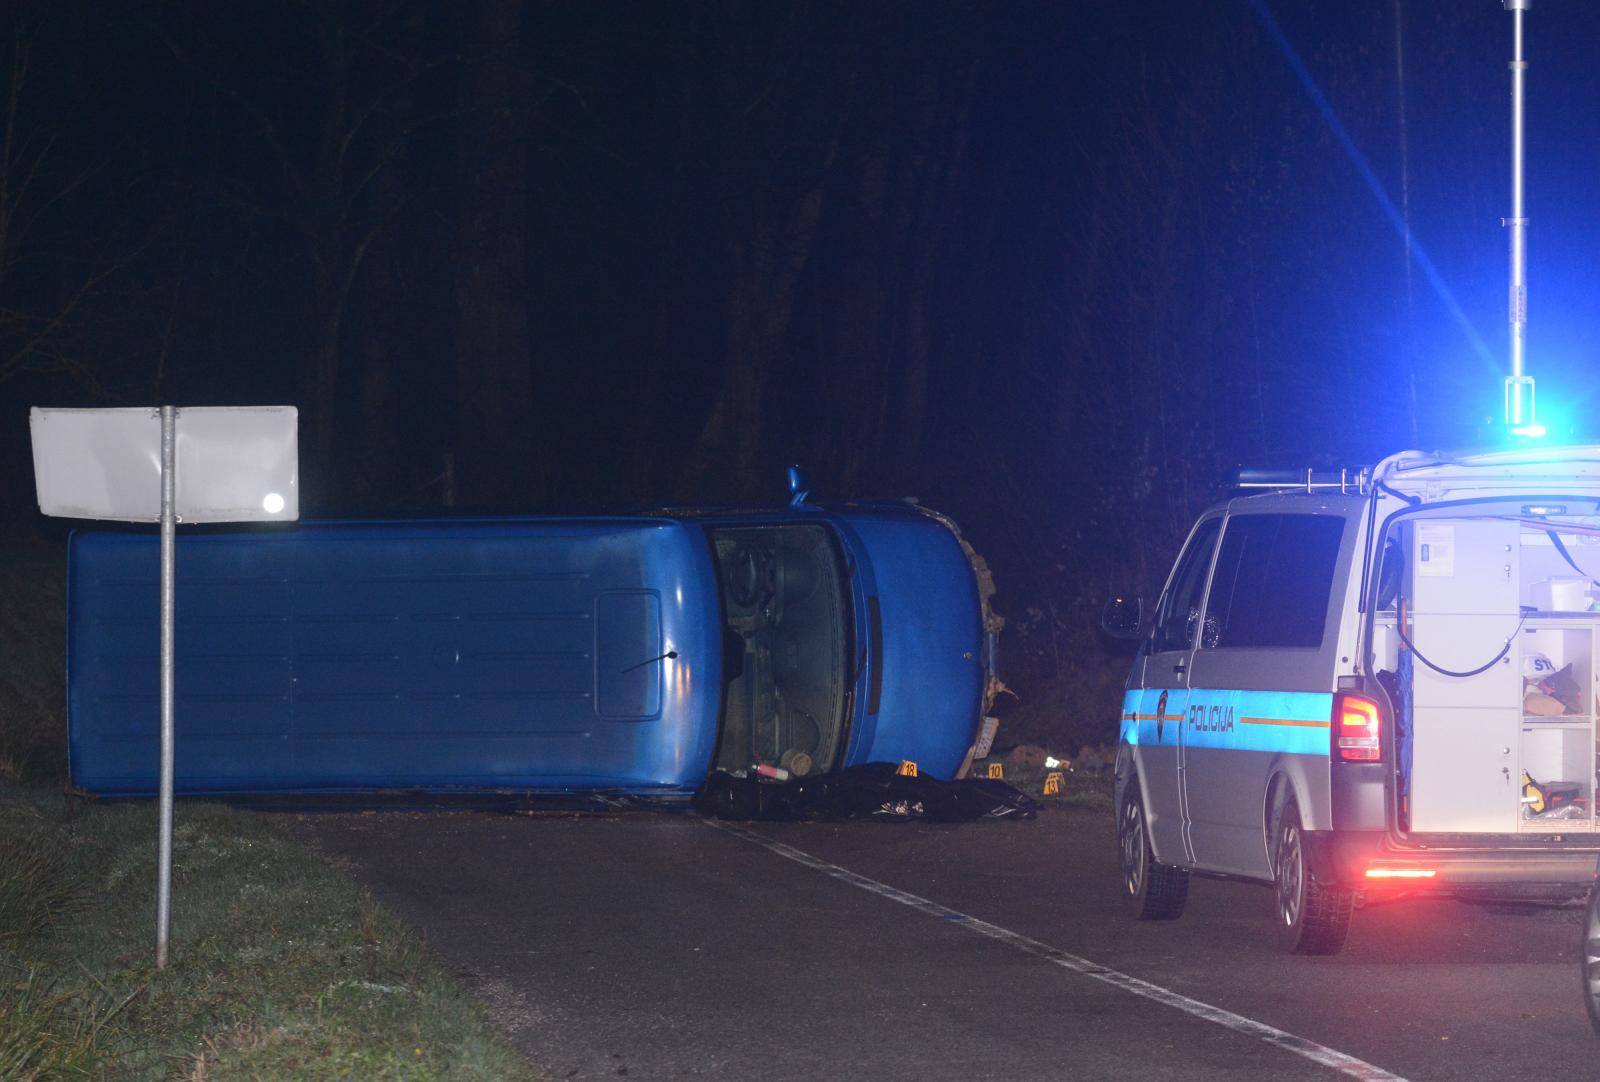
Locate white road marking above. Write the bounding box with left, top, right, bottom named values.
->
left=707, top=819, right=1408, bottom=1082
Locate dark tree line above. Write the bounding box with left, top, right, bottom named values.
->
left=4, top=1, right=1591, bottom=748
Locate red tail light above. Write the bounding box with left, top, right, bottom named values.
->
left=1334, top=693, right=1382, bottom=763
left=1364, top=867, right=1435, bottom=879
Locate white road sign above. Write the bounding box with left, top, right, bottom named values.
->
left=29, top=406, right=298, bottom=523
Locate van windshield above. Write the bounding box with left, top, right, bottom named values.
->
left=707, top=524, right=851, bottom=777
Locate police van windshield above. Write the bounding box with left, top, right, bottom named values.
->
left=707, top=524, right=851, bottom=776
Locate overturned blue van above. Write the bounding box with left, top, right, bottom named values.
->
left=66, top=499, right=1000, bottom=796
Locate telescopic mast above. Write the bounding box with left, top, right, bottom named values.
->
left=1504, top=0, right=1536, bottom=433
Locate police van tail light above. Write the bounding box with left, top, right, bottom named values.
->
left=1334, top=693, right=1382, bottom=763
left=1365, top=866, right=1436, bottom=880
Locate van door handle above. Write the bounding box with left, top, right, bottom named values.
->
left=1173, top=661, right=1187, bottom=675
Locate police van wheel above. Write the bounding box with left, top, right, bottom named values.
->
left=1271, top=800, right=1352, bottom=955
left=1118, top=781, right=1188, bottom=920
left=1582, top=883, right=1600, bottom=1035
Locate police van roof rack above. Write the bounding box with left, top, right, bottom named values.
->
left=1230, top=467, right=1372, bottom=495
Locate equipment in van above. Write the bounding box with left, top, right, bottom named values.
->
left=1521, top=770, right=1583, bottom=817
left=1532, top=578, right=1590, bottom=612
left=1521, top=653, right=1581, bottom=716
left=1524, top=652, right=1556, bottom=679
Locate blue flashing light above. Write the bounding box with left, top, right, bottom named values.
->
left=1505, top=374, right=1535, bottom=426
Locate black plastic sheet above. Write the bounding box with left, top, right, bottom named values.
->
left=694, top=762, right=1039, bottom=823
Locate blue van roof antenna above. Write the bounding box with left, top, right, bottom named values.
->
left=787, top=465, right=811, bottom=507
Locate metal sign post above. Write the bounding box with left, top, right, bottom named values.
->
left=29, top=405, right=298, bottom=970
left=157, top=406, right=176, bottom=968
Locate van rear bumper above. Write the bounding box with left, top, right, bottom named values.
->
left=1308, top=830, right=1600, bottom=895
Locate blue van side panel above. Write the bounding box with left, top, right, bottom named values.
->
left=832, top=511, right=983, bottom=778
left=67, top=519, right=722, bottom=795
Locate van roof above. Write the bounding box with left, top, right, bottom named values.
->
left=1376, top=444, right=1600, bottom=498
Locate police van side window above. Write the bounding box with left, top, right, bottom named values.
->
left=1152, top=519, right=1221, bottom=653
left=1203, top=514, right=1345, bottom=649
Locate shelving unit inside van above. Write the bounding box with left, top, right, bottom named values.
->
left=1518, top=619, right=1596, bottom=832
left=1391, top=515, right=1600, bottom=836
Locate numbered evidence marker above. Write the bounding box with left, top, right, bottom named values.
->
left=29, top=406, right=298, bottom=971
left=986, top=762, right=1005, bottom=780
left=897, top=760, right=919, bottom=777
left=1043, top=771, right=1064, bottom=796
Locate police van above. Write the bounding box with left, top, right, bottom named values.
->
left=1103, top=446, right=1600, bottom=954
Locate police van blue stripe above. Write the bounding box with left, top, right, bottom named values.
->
left=1121, top=688, right=1332, bottom=756
left=1119, top=690, right=1141, bottom=745
left=1183, top=689, right=1333, bottom=756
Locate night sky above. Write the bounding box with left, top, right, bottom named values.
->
left=6, top=0, right=1599, bottom=745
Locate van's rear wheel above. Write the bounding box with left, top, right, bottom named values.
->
left=1271, top=799, right=1352, bottom=954
left=1583, top=883, right=1600, bottom=1034
left=1118, top=780, right=1188, bottom=920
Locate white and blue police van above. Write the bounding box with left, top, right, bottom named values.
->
left=1104, top=446, right=1600, bottom=953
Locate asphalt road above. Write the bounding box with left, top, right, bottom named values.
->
left=286, top=802, right=1597, bottom=1080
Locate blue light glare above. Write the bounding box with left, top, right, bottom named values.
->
left=1502, top=381, right=1578, bottom=442
left=1467, top=373, right=1592, bottom=448
left=1249, top=0, right=1494, bottom=369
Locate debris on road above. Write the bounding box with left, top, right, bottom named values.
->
left=694, top=762, right=1039, bottom=823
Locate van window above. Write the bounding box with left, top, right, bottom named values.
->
left=1153, top=518, right=1221, bottom=653
left=1204, top=514, right=1345, bottom=649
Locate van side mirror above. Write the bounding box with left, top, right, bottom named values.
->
left=1101, top=596, right=1145, bottom=640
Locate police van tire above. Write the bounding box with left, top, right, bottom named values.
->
left=1271, top=800, right=1352, bottom=955
left=1583, top=884, right=1600, bottom=1035
left=1118, top=780, right=1189, bottom=921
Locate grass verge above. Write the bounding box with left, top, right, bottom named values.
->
left=0, top=542, right=67, bottom=782
left=0, top=785, right=536, bottom=1080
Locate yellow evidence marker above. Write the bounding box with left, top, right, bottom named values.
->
left=1043, top=771, right=1063, bottom=796
left=986, top=762, right=1004, bottom=780
left=897, top=760, right=918, bottom=777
